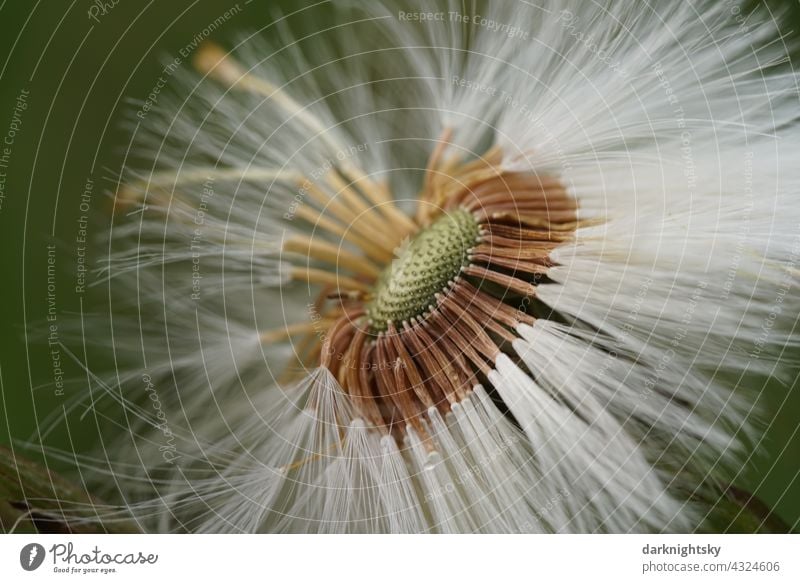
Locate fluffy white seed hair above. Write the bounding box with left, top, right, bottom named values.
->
left=57, top=0, right=800, bottom=533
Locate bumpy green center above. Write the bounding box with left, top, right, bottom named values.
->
left=366, top=209, right=479, bottom=331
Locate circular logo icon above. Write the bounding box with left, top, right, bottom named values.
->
left=19, top=543, right=46, bottom=571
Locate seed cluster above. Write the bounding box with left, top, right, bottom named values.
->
left=366, top=209, right=480, bottom=331
left=256, top=136, right=578, bottom=438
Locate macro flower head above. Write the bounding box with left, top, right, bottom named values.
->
left=59, top=0, right=800, bottom=533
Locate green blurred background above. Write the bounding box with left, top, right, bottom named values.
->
left=0, top=0, right=798, bottom=531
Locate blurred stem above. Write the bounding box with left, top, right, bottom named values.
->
left=0, top=445, right=139, bottom=534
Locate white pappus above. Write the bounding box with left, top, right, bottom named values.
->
left=60, top=0, right=800, bottom=533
